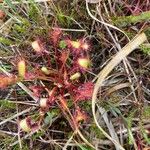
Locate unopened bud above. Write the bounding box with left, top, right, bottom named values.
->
left=40, top=98, right=48, bottom=108
left=75, top=108, right=87, bottom=123
left=19, top=118, right=31, bottom=132
left=70, top=72, right=81, bottom=80
left=81, top=43, right=89, bottom=50
left=41, top=67, right=50, bottom=75
left=71, top=41, right=81, bottom=49
left=18, top=60, right=26, bottom=78
left=78, top=58, right=90, bottom=69
left=31, top=40, right=42, bottom=53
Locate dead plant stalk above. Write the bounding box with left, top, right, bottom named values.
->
left=92, top=32, right=147, bottom=150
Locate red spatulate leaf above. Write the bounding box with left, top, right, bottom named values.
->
left=73, top=82, right=94, bottom=101
left=0, top=75, right=18, bottom=88
left=74, top=107, right=87, bottom=123
left=50, top=28, right=62, bottom=46
left=59, top=51, right=69, bottom=64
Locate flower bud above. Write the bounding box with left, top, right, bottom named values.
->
left=19, top=118, right=31, bottom=132
left=81, top=42, right=89, bottom=50
left=41, top=66, right=50, bottom=75
left=77, top=58, right=90, bottom=69
left=18, top=60, right=26, bottom=78
left=70, top=41, right=81, bottom=49
left=70, top=72, right=81, bottom=80
left=74, top=108, right=87, bottom=123
left=31, top=40, right=42, bottom=53
left=40, top=98, right=48, bottom=108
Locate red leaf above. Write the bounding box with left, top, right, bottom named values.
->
left=0, top=75, right=18, bottom=88
left=74, top=82, right=94, bottom=101
left=74, top=107, right=87, bottom=123
left=50, top=28, right=62, bottom=45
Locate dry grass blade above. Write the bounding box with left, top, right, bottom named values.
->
left=97, top=105, right=120, bottom=150
left=76, top=129, right=95, bottom=149
left=11, top=0, right=52, bottom=4
left=87, top=0, right=100, bottom=3
left=62, top=132, right=75, bottom=150
left=92, top=32, right=147, bottom=150
left=0, top=107, right=35, bottom=126
left=85, top=0, right=130, bottom=40
left=106, top=82, right=131, bottom=96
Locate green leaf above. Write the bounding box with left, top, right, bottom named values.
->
left=78, top=145, right=93, bottom=150
left=59, top=40, right=67, bottom=49
left=0, top=37, right=13, bottom=45
left=0, top=100, right=16, bottom=109
left=44, top=112, right=53, bottom=125
left=32, top=131, right=44, bottom=140
left=4, top=0, right=16, bottom=12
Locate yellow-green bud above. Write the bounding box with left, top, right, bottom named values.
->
left=19, top=118, right=31, bottom=132
left=71, top=41, right=81, bottom=49
left=78, top=58, right=90, bottom=69
left=18, top=60, right=26, bottom=78
left=70, top=72, right=81, bottom=80
left=41, top=66, right=50, bottom=75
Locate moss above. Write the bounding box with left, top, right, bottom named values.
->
left=12, top=143, right=29, bottom=150
left=28, top=1, right=41, bottom=23
left=126, top=110, right=137, bottom=145
left=0, top=37, right=14, bottom=45
left=142, top=106, right=150, bottom=119
left=0, top=136, right=16, bottom=149
left=108, top=93, right=121, bottom=104
left=56, top=8, right=75, bottom=28
left=0, top=100, right=16, bottom=109
left=59, top=40, right=67, bottom=49
left=145, top=27, right=150, bottom=45
left=139, top=121, right=150, bottom=145
left=31, top=130, right=44, bottom=140
left=112, top=11, right=150, bottom=27
left=13, top=18, right=31, bottom=34
left=140, top=44, right=150, bottom=55
left=90, top=124, right=105, bottom=139
left=124, top=31, right=136, bottom=39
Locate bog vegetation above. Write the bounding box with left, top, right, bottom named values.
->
left=0, top=0, right=150, bottom=150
